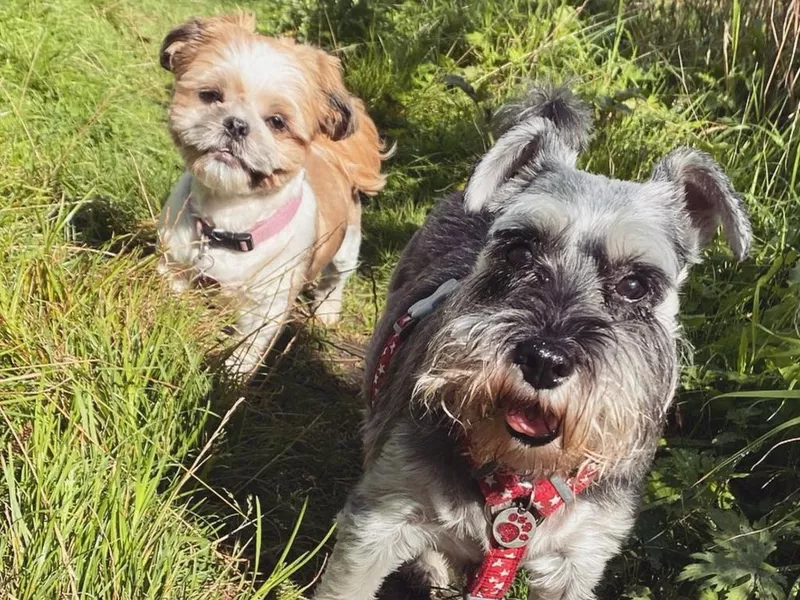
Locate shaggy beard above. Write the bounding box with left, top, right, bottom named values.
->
left=190, top=152, right=255, bottom=195
left=172, top=124, right=288, bottom=196
left=413, top=311, right=667, bottom=478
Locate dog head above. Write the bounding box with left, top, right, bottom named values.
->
left=160, top=13, right=356, bottom=195
left=415, top=87, right=752, bottom=478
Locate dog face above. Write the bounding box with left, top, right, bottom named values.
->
left=415, top=89, right=752, bottom=478
left=160, top=13, right=355, bottom=196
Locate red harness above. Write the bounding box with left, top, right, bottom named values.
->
left=370, top=279, right=598, bottom=600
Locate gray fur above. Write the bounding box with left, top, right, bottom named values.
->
left=493, top=84, right=592, bottom=151
left=464, top=86, right=592, bottom=213
left=315, top=87, right=752, bottom=600
left=650, top=147, right=752, bottom=260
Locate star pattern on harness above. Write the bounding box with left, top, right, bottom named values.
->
left=366, top=281, right=600, bottom=600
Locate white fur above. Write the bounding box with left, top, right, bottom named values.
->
left=158, top=170, right=317, bottom=376
left=314, top=432, right=637, bottom=600
left=313, top=224, right=361, bottom=326
left=464, top=118, right=577, bottom=214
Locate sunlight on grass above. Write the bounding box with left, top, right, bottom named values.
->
left=0, top=0, right=798, bottom=598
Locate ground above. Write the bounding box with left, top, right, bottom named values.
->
left=0, top=0, right=798, bottom=599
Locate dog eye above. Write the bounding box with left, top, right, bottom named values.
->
left=199, top=89, right=223, bottom=104
left=506, top=243, right=533, bottom=267
left=265, top=115, right=286, bottom=131
left=615, top=275, right=648, bottom=301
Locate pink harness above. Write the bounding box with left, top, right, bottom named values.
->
left=190, top=189, right=303, bottom=252
left=370, top=279, right=598, bottom=600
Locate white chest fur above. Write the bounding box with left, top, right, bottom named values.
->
left=158, top=171, right=316, bottom=296
left=157, top=170, right=321, bottom=376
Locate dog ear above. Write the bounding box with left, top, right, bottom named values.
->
left=651, top=148, right=752, bottom=260
left=314, top=52, right=357, bottom=141
left=160, top=13, right=257, bottom=74
left=160, top=18, right=205, bottom=73
left=464, top=86, right=592, bottom=213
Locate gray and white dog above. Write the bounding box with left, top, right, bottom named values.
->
left=314, top=87, right=752, bottom=600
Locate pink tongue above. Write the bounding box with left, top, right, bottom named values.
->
left=505, top=406, right=557, bottom=437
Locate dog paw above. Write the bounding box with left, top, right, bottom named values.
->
left=314, top=298, right=343, bottom=326
left=170, top=277, right=191, bottom=293
left=158, top=263, right=192, bottom=294
left=224, top=346, right=263, bottom=380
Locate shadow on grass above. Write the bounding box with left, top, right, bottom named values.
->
left=68, top=195, right=157, bottom=251
left=358, top=208, right=422, bottom=270
left=200, top=325, right=366, bottom=586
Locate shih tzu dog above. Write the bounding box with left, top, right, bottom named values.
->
left=157, top=12, right=386, bottom=376
left=313, top=87, right=751, bottom=600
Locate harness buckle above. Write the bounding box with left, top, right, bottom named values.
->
left=407, top=278, right=459, bottom=319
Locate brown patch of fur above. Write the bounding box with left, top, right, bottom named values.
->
left=161, top=12, right=256, bottom=76
left=420, top=365, right=590, bottom=477
left=305, top=100, right=386, bottom=279
left=162, top=12, right=388, bottom=281
left=314, top=99, right=387, bottom=196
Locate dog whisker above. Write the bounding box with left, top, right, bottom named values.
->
left=319, top=84, right=752, bottom=600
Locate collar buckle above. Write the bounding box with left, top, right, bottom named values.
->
left=230, top=231, right=254, bottom=252
left=407, top=278, right=460, bottom=319
left=201, top=222, right=255, bottom=252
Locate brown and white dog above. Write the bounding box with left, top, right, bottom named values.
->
left=157, top=13, right=386, bottom=376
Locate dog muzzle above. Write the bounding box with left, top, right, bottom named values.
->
left=369, top=278, right=599, bottom=600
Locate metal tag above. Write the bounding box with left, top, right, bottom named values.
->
left=491, top=506, right=535, bottom=549
left=193, top=239, right=214, bottom=276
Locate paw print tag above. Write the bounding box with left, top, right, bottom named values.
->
left=492, top=507, right=535, bottom=548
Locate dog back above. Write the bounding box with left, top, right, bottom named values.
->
left=306, top=99, right=385, bottom=280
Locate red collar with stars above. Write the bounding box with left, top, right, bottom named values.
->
left=370, top=279, right=599, bottom=600
left=370, top=278, right=459, bottom=402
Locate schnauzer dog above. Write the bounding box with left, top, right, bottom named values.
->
left=314, top=87, right=752, bottom=600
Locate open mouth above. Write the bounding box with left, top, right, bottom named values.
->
left=505, top=404, right=560, bottom=447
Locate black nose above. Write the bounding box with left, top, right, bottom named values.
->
left=513, top=339, right=575, bottom=389
left=223, top=116, right=250, bottom=140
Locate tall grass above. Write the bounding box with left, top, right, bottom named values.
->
left=0, top=0, right=797, bottom=598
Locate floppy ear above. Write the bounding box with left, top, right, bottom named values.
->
left=160, top=18, right=205, bottom=73
left=315, top=52, right=356, bottom=141
left=464, top=86, right=592, bottom=213
left=160, top=13, right=256, bottom=75
left=651, top=147, right=752, bottom=260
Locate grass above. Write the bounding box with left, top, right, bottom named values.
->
left=0, top=0, right=798, bottom=598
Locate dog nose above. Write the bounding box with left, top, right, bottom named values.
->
left=513, top=340, right=575, bottom=389
left=223, top=116, right=250, bottom=140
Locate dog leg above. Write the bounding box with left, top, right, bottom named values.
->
left=157, top=256, right=192, bottom=293
left=313, top=224, right=361, bottom=326
left=376, top=550, right=451, bottom=600
left=526, top=555, right=602, bottom=600
left=525, top=500, right=635, bottom=600
left=314, top=491, right=432, bottom=599
left=225, top=278, right=294, bottom=377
